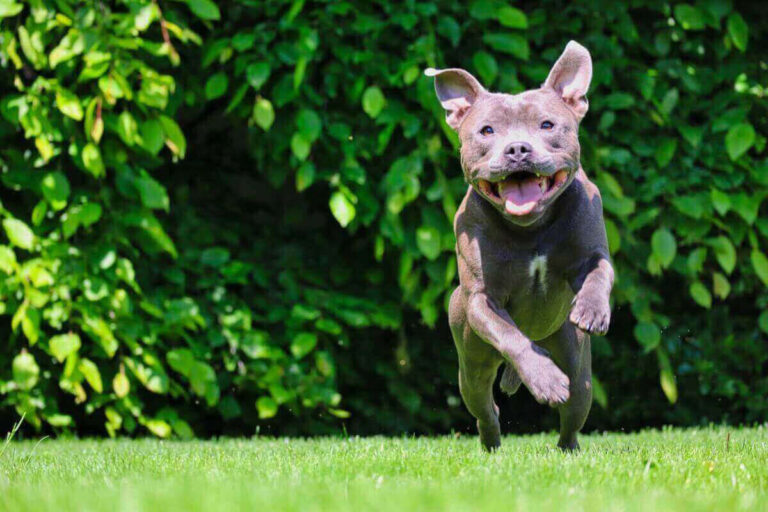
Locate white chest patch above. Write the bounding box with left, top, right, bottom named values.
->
left=528, top=254, right=548, bottom=291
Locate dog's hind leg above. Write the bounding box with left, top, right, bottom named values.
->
left=449, top=287, right=503, bottom=452
left=539, top=323, right=592, bottom=451
left=458, top=357, right=502, bottom=452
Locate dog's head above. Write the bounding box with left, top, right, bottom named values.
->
left=427, top=41, right=592, bottom=226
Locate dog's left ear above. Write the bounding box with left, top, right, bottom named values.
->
left=543, top=41, right=592, bottom=120
left=424, top=67, right=486, bottom=130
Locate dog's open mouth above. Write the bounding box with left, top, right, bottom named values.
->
left=476, top=170, right=569, bottom=216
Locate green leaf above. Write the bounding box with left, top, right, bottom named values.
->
left=296, top=162, right=316, bottom=192
left=85, top=97, right=104, bottom=143
left=186, top=0, right=220, bottom=20
left=710, top=189, right=731, bottom=216
left=712, top=272, right=730, bottom=299
left=750, top=250, right=768, bottom=287
left=651, top=228, right=676, bottom=268
left=158, top=116, right=186, bottom=158
left=497, top=6, right=527, bottom=28
left=416, top=226, right=441, bottom=261
left=291, top=332, right=318, bottom=359
left=140, top=118, right=165, bottom=155
left=82, top=143, right=105, bottom=177
left=113, top=372, right=130, bottom=398
left=46, top=414, right=72, bottom=427
left=205, top=72, right=228, bottom=100
left=49, top=333, right=82, bottom=362
left=55, top=88, right=83, bottom=121
left=660, top=88, right=679, bottom=115
left=200, top=247, right=230, bottom=266
left=362, top=86, right=385, bottom=118
left=708, top=236, right=736, bottom=274
left=246, top=62, right=271, bottom=90
left=727, top=13, right=748, bottom=51
left=297, top=109, right=322, bottom=141
left=657, top=348, right=678, bottom=404
left=82, top=315, right=117, bottom=357
left=31, top=201, right=47, bottom=226
left=671, top=195, right=706, bottom=219
left=472, top=51, right=498, bottom=85
left=135, top=175, right=169, bottom=211
left=689, top=281, right=712, bottom=308
left=469, top=0, right=497, bottom=19
left=21, top=308, right=39, bottom=343
left=604, top=93, right=635, bottom=110
left=12, top=351, right=39, bottom=390
left=436, top=16, right=460, bottom=47
left=256, top=396, right=278, bottom=419
left=253, top=97, right=275, bottom=131
left=329, top=191, right=356, bottom=228
left=117, top=111, right=138, bottom=146
left=167, top=348, right=195, bottom=376
left=290, top=132, right=311, bottom=161
left=0, top=1, right=23, bottom=18
left=725, top=122, right=755, bottom=161
left=605, top=219, right=621, bottom=255
left=759, top=311, right=768, bottom=334
left=78, top=358, right=103, bottom=393
left=591, top=375, right=608, bottom=408
left=134, top=4, right=158, bottom=31
left=144, top=419, right=172, bottom=438
left=18, top=25, right=45, bottom=69
left=634, top=321, right=661, bottom=351
left=731, top=193, right=761, bottom=225
left=41, top=171, right=70, bottom=209
left=482, top=33, right=529, bottom=60
left=654, top=138, right=677, bottom=168
left=0, top=245, right=16, bottom=274
left=3, top=218, right=34, bottom=250
left=125, top=356, right=169, bottom=394
left=674, top=4, right=706, bottom=30
left=49, top=29, right=85, bottom=68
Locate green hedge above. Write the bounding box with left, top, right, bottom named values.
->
left=0, top=0, right=766, bottom=437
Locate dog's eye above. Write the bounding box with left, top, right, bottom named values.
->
left=480, top=126, right=494, bottom=136
left=540, top=121, right=554, bottom=130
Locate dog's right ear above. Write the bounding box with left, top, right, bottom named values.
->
left=424, top=68, right=485, bottom=130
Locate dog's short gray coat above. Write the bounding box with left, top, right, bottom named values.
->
left=427, top=41, right=614, bottom=451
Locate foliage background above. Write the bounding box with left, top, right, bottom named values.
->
left=0, top=0, right=766, bottom=438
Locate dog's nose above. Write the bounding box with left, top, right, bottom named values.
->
left=505, top=141, right=533, bottom=162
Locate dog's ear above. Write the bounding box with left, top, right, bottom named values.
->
left=543, top=41, right=592, bottom=120
left=424, top=67, right=485, bottom=130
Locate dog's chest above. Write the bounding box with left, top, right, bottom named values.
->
left=527, top=253, right=550, bottom=292
left=500, top=248, right=574, bottom=340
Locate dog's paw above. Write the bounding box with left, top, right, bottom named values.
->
left=569, top=292, right=610, bottom=335
left=515, top=346, right=570, bottom=406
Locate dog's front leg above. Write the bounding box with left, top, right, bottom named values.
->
left=466, top=292, right=570, bottom=405
left=569, top=255, right=614, bottom=335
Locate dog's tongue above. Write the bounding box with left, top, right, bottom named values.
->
left=499, top=176, right=543, bottom=216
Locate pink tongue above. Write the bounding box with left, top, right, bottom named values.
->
left=499, top=177, right=543, bottom=216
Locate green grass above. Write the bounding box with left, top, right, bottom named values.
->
left=0, top=427, right=766, bottom=512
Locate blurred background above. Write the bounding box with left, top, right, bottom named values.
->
left=0, top=0, right=766, bottom=438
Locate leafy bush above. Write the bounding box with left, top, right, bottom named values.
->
left=0, top=0, right=766, bottom=437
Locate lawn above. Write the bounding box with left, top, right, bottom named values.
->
left=0, top=427, right=766, bottom=512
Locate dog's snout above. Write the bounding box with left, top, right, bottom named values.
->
left=505, top=141, right=533, bottom=162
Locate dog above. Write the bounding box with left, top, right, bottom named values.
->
left=426, top=41, right=614, bottom=451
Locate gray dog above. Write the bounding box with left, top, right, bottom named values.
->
left=426, top=41, right=614, bottom=452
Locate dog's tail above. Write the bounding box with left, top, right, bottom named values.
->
left=499, top=363, right=522, bottom=396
